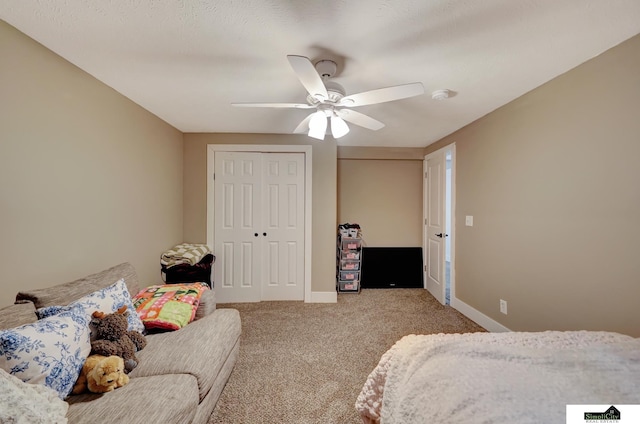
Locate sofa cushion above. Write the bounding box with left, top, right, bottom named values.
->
left=0, top=302, right=37, bottom=330
left=0, top=306, right=91, bottom=399
left=129, top=308, right=241, bottom=401
left=67, top=374, right=199, bottom=424
left=16, top=262, right=141, bottom=308
left=36, top=278, right=145, bottom=336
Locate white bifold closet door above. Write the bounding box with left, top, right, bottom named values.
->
left=214, top=151, right=305, bottom=303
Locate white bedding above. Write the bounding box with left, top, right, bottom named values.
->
left=356, top=331, right=640, bottom=424
left=0, top=368, right=68, bottom=423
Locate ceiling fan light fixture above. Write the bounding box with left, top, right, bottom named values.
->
left=234, top=56, right=425, bottom=138
left=330, top=114, right=350, bottom=138
left=308, top=126, right=326, bottom=140
left=308, top=111, right=327, bottom=140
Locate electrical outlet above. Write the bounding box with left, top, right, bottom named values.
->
left=465, top=216, right=473, bottom=226
left=500, top=299, right=508, bottom=315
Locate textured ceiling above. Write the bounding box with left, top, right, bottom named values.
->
left=2, top=0, right=640, bottom=148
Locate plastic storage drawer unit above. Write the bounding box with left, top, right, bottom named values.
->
left=339, top=259, right=360, bottom=271
left=340, top=250, right=361, bottom=261
left=339, top=271, right=360, bottom=281
left=341, top=238, right=362, bottom=251
left=339, top=280, right=359, bottom=291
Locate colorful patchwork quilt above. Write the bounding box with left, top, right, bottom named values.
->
left=132, top=283, right=209, bottom=331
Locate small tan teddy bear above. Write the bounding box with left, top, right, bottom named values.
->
left=72, top=354, right=129, bottom=394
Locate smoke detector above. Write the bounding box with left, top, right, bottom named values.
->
left=431, top=89, right=450, bottom=100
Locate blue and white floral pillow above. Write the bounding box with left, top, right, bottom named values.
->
left=36, top=278, right=145, bottom=336
left=0, top=306, right=91, bottom=399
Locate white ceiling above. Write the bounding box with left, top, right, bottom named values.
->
left=2, top=1, right=640, bottom=148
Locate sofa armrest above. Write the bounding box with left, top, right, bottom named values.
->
left=194, top=289, right=216, bottom=320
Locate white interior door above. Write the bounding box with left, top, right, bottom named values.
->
left=214, top=151, right=305, bottom=303
left=262, top=153, right=305, bottom=301
left=214, top=152, right=262, bottom=302
left=424, top=150, right=446, bottom=304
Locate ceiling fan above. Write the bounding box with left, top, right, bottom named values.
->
left=232, top=55, right=425, bottom=140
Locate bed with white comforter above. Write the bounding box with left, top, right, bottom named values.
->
left=356, top=331, right=640, bottom=424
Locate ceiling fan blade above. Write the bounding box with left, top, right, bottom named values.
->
left=339, top=82, right=425, bottom=107
left=335, top=109, right=385, bottom=131
left=293, top=113, right=315, bottom=134
left=232, top=102, right=314, bottom=109
left=287, top=55, right=329, bottom=101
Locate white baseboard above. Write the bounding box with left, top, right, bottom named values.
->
left=308, top=291, right=338, bottom=303
left=451, top=297, right=511, bottom=333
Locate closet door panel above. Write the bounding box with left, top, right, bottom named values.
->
left=261, top=153, right=305, bottom=301
left=214, top=152, right=262, bottom=302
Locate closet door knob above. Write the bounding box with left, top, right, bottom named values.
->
left=263, top=232, right=267, bottom=236
left=254, top=233, right=259, bottom=237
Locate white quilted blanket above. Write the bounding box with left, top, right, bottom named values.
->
left=356, top=331, right=640, bottom=424
left=0, top=369, right=68, bottom=423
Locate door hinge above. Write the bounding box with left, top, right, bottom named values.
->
left=424, top=171, right=428, bottom=179
left=424, top=218, right=427, bottom=225
left=213, top=173, right=215, bottom=180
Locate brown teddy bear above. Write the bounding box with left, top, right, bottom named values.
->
left=72, top=354, right=129, bottom=394
left=90, top=305, right=147, bottom=373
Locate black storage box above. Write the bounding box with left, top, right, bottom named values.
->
left=161, top=254, right=215, bottom=288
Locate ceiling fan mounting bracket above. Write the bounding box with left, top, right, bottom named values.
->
left=314, top=60, right=337, bottom=78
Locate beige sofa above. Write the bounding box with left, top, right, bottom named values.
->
left=0, top=262, right=241, bottom=424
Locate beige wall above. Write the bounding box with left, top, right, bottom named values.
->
left=183, top=133, right=337, bottom=294
left=338, top=157, right=423, bottom=247
left=0, top=21, right=184, bottom=307
left=426, top=34, right=640, bottom=337
left=3, top=18, right=637, bottom=334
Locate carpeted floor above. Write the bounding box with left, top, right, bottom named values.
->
left=208, top=288, right=485, bottom=424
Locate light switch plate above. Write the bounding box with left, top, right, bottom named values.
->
left=465, top=216, right=473, bottom=226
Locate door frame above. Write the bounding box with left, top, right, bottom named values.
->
left=207, top=144, right=313, bottom=302
left=423, top=143, right=456, bottom=304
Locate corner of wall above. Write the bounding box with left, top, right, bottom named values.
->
left=451, top=297, right=511, bottom=333
left=308, top=291, right=338, bottom=303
